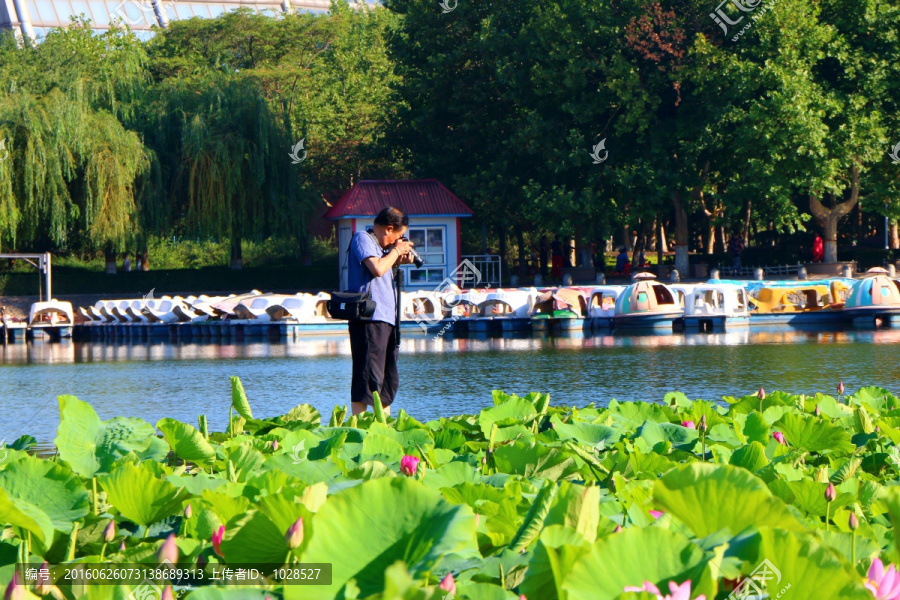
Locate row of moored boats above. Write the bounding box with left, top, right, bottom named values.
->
left=35, top=269, right=900, bottom=338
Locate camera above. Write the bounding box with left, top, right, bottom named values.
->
left=400, top=237, right=425, bottom=268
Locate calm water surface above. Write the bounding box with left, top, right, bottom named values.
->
left=2, top=327, right=900, bottom=445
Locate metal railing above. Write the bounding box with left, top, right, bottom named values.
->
left=719, top=263, right=803, bottom=277
left=461, top=255, right=502, bottom=288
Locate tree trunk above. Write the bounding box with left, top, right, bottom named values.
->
left=705, top=224, right=715, bottom=255
left=672, top=190, right=690, bottom=276
left=742, top=199, right=752, bottom=246
left=648, top=218, right=658, bottom=252
left=659, top=222, right=668, bottom=253
left=717, top=226, right=727, bottom=254
left=809, top=166, right=860, bottom=263
left=498, top=226, right=508, bottom=283
left=104, top=247, right=117, bottom=275
left=231, top=236, right=243, bottom=270
left=301, top=231, right=313, bottom=266
left=656, top=215, right=663, bottom=268
left=891, top=219, right=899, bottom=250
left=516, top=225, right=526, bottom=278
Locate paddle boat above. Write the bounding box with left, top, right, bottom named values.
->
left=682, top=283, right=751, bottom=331
left=843, top=269, right=900, bottom=327
left=530, top=287, right=589, bottom=332
left=400, top=290, right=449, bottom=332
left=612, top=273, right=684, bottom=331
left=233, top=294, right=299, bottom=322
left=470, top=288, right=538, bottom=333
left=748, top=282, right=847, bottom=325
left=587, top=285, right=626, bottom=330
left=28, top=300, right=74, bottom=338
left=445, top=289, right=491, bottom=335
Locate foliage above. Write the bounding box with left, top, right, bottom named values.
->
left=1, top=379, right=898, bottom=599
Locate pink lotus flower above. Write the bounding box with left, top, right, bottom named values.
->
left=625, top=580, right=706, bottom=600
left=285, top=517, right=304, bottom=549
left=815, top=405, right=821, bottom=417
left=824, top=483, right=836, bottom=502
left=4, top=571, right=24, bottom=600
left=212, top=525, right=225, bottom=558
left=838, top=381, right=845, bottom=396
left=161, top=586, right=175, bottom=600
left=773, top=431, right=786, bottom=445
left=103, top=520, right=116, bottom=542
left=184, top=504, right=193, bottom=519
left=865, top=558, right=900, bottom=600
left=158, top=533, right=178, bottom=565
left=649, top=510, right=664, bottom=520
left=400, top=455, right=420, bottom=477
left=758, top=387, right=766, bottom=400
left=272, top=439, right=279, bottom=452
left=119, top=540, right=126, bottom=552
left=614, top=525, right=623, bottom=533
left=439, top=573, right=457, bottom=595
left=681, top=420, right=696, bottom=429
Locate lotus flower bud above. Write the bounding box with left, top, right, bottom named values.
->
left=119, top=540, right=126, bottom=552
left=212, top=525, right=225, bottom=558
left=614, top=525, right=623, bottom=533
left=815, top=405, right=821, bottom=417
left=681, top=420, right=696, bottom=429
left=773, top=431, right=786, bottom=445
left=400, top=455, right=420, bottom=477
left=184, top=504, right=193, bottom=519
left=34, top=562, right=52, bottom=596
left=161, top=586, right=175, bottom=600
left=439, top=573, right=457, bottom=595
left=285, top=517, right=304, bottom=549
left=4, top=571, right=23, bottom=600
left=520, top=596, right=527, bottom=600
left=824, top=483, right=836, bottom=502
left=649, top=510, right=664, bottom=519
left=197, top=553, right=207, bottom=568
left=158, top=533, right=178, bottom=565
left=758, top=387, right=766, bottom=400
left=699, top=415, right=707, bottom=433
left=481, top=456, right=487, bottom=464
left=474, top=513, right=480, bottom=528
left=838, top=381, right=845, bottom=396
left=103, top=520, right=116, bottom=542
left=849, top=512, right=859, bottom=531
left=272, top=439, right=279, bottom=452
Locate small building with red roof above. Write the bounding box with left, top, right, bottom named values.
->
left=324, top=179, right=474, bottom=290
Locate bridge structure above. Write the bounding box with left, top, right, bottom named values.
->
left=1, top=0, right=377, bottom=42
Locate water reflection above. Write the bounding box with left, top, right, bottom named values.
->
left=3, top=325, right=900, bottom=366
left=5, top=325, right=900, bottom=445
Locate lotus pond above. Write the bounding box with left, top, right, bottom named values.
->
left=3, top=377, right=900, bottom=599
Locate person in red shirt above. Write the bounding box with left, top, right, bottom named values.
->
left=812, top=235, right=824, bottom=262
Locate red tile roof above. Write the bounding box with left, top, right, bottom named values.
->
left=323, top=179, right=474, bottom=219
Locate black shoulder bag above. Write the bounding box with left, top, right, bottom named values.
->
left=327, top=231, right=380, bottom=321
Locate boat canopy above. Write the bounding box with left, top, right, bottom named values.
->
left=615, top=281, right=679, bottom=315
left=845, top=276, right=900, bottom=309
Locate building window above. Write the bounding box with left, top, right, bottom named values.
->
left=403, top=226, right=446, bottom=287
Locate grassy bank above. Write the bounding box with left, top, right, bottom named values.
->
left=0, top=379, right=897, bottom=598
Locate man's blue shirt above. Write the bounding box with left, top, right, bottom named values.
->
left=347, top=230, right=396, bottom=325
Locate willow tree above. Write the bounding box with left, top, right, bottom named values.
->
left=153, top=76, right=299, bottom=269
left=0, top=87, right=149, bottom=262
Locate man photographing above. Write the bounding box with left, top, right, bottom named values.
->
left=346, top=206, right=417, bottom=416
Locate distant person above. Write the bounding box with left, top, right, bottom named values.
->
left=136, top=255, right=142, bottom=271
left=539, top=236, right=549, bottom=278
left=812, top=235, right=824, bottom=263
left=728, top=233, right=745, bottom=269
left=615, top=248, right=630, bottom=274
left=551, top=236, right=563, bottom=280
left=123, top=255, right=131, bottom=272
left=591, top=242, right=605, bottom=272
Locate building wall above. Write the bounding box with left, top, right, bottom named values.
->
left=336, top=216, right=460, bottom=292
